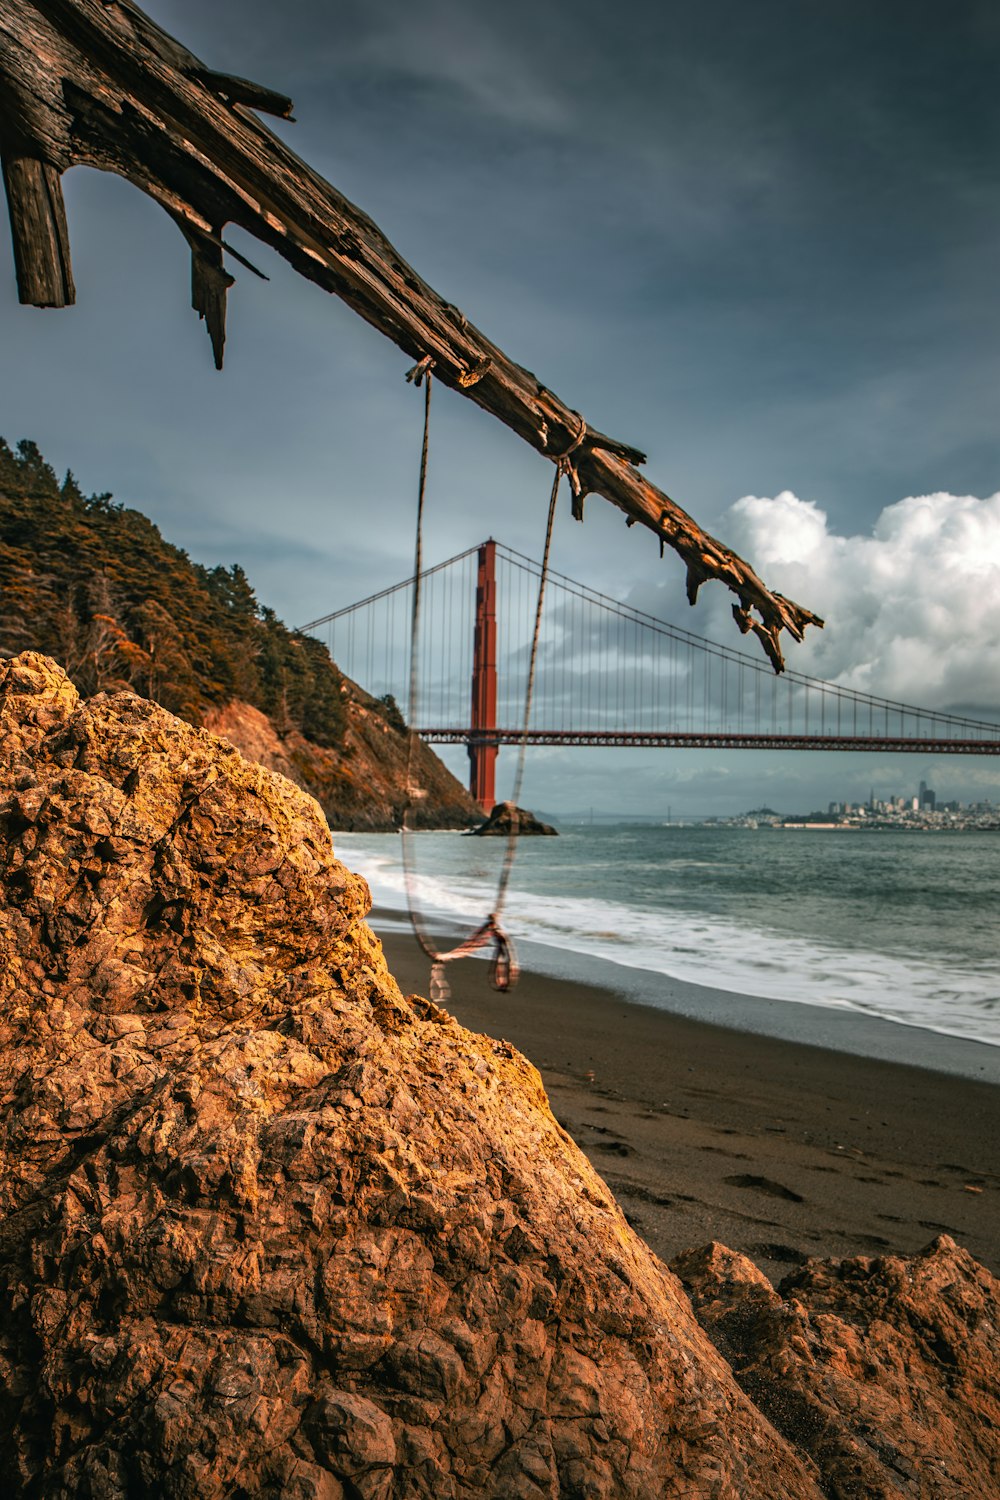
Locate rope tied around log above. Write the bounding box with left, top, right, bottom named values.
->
left=401, top=364, right=562, bottom=1002
left=405, top=354, right=435, bottom=386
left=553, top=411, right=588, bottom=463
left=550, top=410, right=588, bottom=517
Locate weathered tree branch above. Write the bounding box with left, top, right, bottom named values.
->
left=1, top=153, right=74, bottom=305
left=0, top=0, right=823, bottom=668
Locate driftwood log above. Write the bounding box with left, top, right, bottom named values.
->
left=0, top=0, right=822, bottom=668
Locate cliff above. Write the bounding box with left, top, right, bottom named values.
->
left=0, top=653, right=996, bottom=1498
left=0, top=437, right=479, bottom=831
left=203, top=694, right=478, bottom=834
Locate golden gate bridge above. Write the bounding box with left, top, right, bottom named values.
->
left=300, top=540, right=1000, bottom=809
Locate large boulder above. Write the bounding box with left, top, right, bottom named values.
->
left=0, top=655, right=817, bottom=1499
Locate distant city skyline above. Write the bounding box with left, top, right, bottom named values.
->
left=530, top=775, right=998, bottom=824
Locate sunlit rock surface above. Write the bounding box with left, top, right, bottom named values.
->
left=3, top=654, right=997, bottom=1498
left=0, top=654, right=816, bottom=1498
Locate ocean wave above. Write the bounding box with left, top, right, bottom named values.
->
left=334, top=834, right=1000, bottom=1048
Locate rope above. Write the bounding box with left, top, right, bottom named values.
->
left=401, top=364, right=564, bottom=1003
left=554, top=411, right=588, bottom=516
left=493, top=460, right=561, bottom=915
left=554, top=410, right=587, bottom=462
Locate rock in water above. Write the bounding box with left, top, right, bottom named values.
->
left=0, top=655, right=817, bottom=1498
left=465, top=802, right=558, bottom=836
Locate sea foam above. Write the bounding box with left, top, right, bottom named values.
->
left=335, top=830, right=1000, bottom=1049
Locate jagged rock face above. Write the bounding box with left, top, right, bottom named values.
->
left=0, top=655, right=819, bottom=1500
left=673, top=1237, right=1000, bottom=1498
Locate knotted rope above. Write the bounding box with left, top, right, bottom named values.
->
left=401, top=360, right=565, bottom=1003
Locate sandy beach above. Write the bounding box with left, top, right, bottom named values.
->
left=377, top=918, right=1000, bottom=1282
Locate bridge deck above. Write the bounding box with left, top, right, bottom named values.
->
left=417, top=729, right=1000, bottom=755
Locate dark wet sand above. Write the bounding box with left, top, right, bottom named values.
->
left=378, top=924, right=1000, bottom=1282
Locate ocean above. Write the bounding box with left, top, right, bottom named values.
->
left=332, top=824, right=1000, bottom=1053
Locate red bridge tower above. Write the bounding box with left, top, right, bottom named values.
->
left=469, top=539, right=498, bottom=810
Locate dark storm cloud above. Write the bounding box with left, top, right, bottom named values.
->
left=108, top=2, right=1000, bottom=524
left=2, top=0, right=998, bottom=812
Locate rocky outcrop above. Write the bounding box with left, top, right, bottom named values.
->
left=2, top=653, right=997, bottom=1500
left=465, top=802, right=558, bottom=837
left=672, top=1236, right=1000, bottom=1498
left=0, top=654, right=818, bottom=1499
left=204, top=689, right=481, bottom=834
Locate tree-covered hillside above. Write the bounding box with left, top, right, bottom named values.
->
left=0, top=438, right=480, bottom=831
left=0, top=438, right=345, bottom=745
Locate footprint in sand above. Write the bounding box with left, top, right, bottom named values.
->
left=609, top=1181, right=675, bottom=1209
left=724, top=1174, right=805, bottom=1204
left=749, top=1242, right=809, bottom=1266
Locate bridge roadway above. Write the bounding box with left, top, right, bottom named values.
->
left=417, top=729, right=1000, bottom=755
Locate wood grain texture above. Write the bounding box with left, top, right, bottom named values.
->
left=0, top=0, right=823, bottom=667
left=0, top=153, right=75, bottom=305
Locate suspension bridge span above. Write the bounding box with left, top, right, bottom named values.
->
left=300, top=540, right=1000, bottom=809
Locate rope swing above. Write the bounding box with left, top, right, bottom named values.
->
left=401, top=358, right=571, bottom=1004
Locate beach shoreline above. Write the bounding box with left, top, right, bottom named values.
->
left=336, top=824, right=1000, bottom=1058
left=372, top=902, right=1000, bottom=1083
left=374, top=909, right=1000, bottom=1282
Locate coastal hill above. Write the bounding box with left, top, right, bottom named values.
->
left=0, top=438, right=479, bottom=831
left=0, top=651, right=996, bottom=1496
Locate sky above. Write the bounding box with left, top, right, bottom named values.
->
left=2, top=0, right=999, bottom=815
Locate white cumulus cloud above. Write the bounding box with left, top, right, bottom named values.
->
left=723, top=489, right=1000, bottom=714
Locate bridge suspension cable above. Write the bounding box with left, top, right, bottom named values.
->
left=299, top=540, right=1000, bottom=770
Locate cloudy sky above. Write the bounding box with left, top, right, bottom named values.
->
left=2, top=0, right=999, bottom=814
